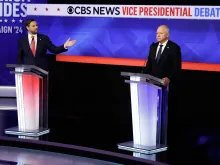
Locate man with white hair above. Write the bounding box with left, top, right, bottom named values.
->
left=143, top=25, right=182, bottom=86
left=143, top=25, right=182, bottom=157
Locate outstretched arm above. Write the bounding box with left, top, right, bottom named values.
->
left=47, top=36, right=76, bottom=54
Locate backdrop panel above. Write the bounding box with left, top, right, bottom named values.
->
left=0, top=0, right=47, bottom=85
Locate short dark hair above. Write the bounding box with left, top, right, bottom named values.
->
left=24, top=19, right=36, bottom=27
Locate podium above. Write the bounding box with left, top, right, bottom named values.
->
left=4, top=64, right=50, bottom=137
left=117, top=72, right=168, bottom=155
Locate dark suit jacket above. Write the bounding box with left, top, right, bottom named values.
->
left=17, top=33, right=67, bottom=71
left=143, top=40, right=182, bottom=82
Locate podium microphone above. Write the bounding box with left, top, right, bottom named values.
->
left=141, top=42, right=154, bottom=74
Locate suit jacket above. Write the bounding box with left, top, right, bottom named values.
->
left=17, top=33, right=67, bottom=71
left=143, top=40, right=182, bottom=82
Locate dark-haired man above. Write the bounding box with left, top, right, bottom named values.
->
left=17, top=18, right=76, bottom=70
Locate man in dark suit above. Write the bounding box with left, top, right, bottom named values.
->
left=143, top=25, right=182, bottom=163
left=17, top=18, right=76, bottom=70
left=143, top=25, right=181, bottom=86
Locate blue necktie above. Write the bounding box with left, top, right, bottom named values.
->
left=156, top=45, right=163, bottom=63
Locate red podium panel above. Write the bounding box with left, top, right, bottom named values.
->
left=5, top=64, right=49, bottom=137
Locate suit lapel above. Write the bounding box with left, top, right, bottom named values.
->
left=24, top=35, right=33, bottom=56
left=24, top=34, right=40, bottom=57
left=152, top=43, right=158, bottom=61
left=157, top=41, right=171, bottom=63
left=36, top=34, right=42, bottom=56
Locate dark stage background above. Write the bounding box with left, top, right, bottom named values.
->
left=46, top=59, right=220, bottom=164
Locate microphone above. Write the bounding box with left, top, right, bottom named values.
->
left=141, top=42, right=154, bottom=74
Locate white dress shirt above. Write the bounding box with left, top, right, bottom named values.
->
left=155, top=40, right=168, bottom=59
left=28, top=33, right=37, bottom=50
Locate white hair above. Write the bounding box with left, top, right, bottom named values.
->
left=165, top=27, right=170, bottom=35
left=160, top=25, right=170, bottom=35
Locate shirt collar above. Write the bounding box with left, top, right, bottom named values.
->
left=158, top=40, right=168, bottom=47
left=28, top=33, right=37, bottom=39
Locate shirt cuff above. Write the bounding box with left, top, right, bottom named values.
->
left=64, top=45, right=68, bottom=49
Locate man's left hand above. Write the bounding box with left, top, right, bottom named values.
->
left=162, top=77, right=170, bottom=86
left=64, top=38, right=76, bottom=48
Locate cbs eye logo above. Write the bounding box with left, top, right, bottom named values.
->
left=67, top=6, right=74, bottom=14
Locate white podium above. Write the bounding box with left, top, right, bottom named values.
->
left=4, top=64, right=49, bottom=137
left=117, top=72, right=168, bottom=154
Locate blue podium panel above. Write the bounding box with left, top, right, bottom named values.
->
left=118, top=72, right=168, bottom=155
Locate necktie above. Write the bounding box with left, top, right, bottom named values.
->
left=31, top=35, right=36, bottom=56
left=156, top=45, right=163, bottom=63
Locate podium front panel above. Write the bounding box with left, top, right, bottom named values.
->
left=118, top=73, right=168, bottom=155
left=129, top=76, right=162, bottom=146
left=4, top=65, right=49, bottom=137
left=15, top=67, right=41, bottom=130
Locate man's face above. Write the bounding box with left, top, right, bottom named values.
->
left=156, top=26, right=168, bottom=43
left=26, top=21, right=38, bottom=34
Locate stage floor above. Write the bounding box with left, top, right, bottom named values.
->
left=0, top=146, right=121, bottom=165
left=0, top=98, right=218, bottom=165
